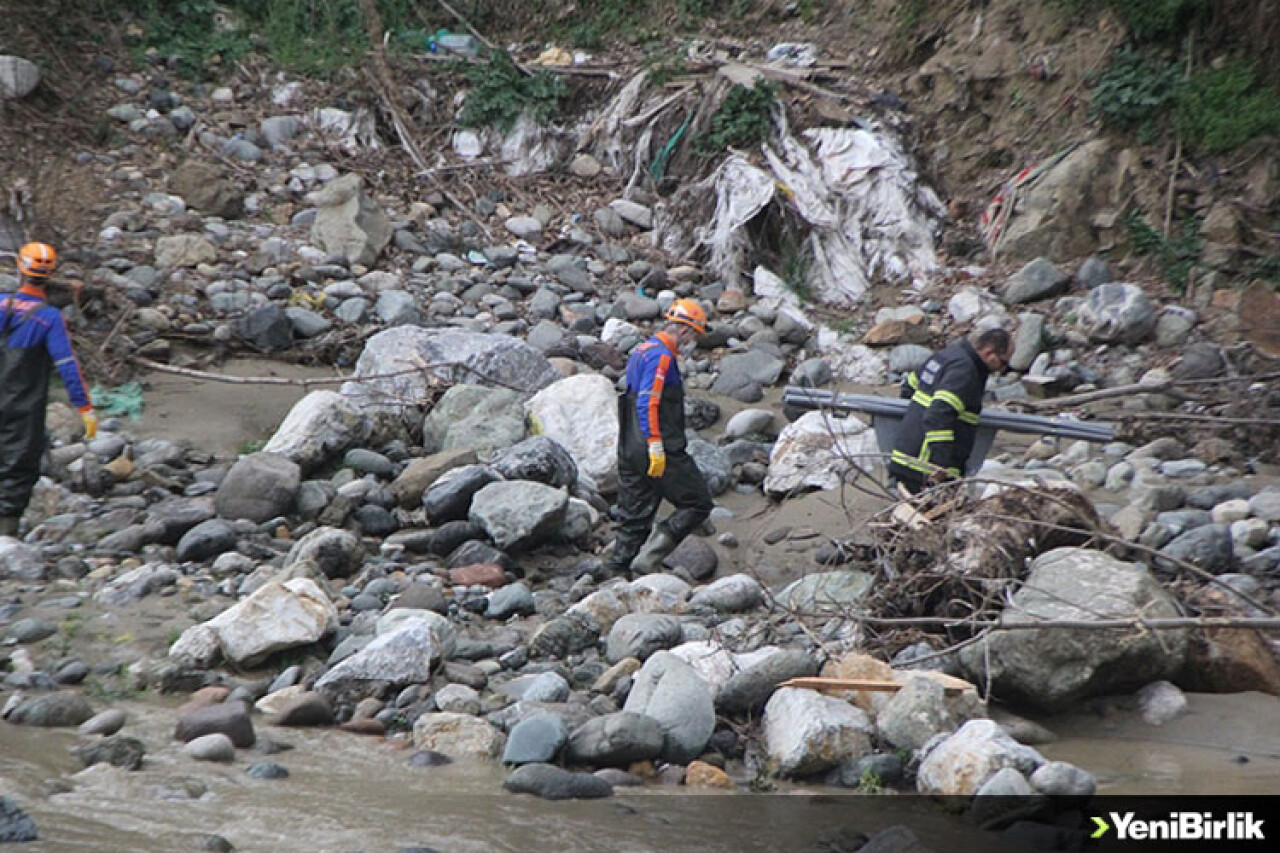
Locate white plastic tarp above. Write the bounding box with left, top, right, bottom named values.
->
left=699, top=125, right=944, bottom=307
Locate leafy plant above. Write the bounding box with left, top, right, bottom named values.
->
left=458, top=50, right=567, bottom=132
left=858, top=767, right=885, bottom=794
left=1124, top=209, right=1201, bottom=292
left=1176, top=61, right=1280, bottom=154
left=702, top=81, right=779, bottom=153
left=1089, top=47, right=1182, bottom=140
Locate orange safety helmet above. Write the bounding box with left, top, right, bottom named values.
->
left=17, top=242, right=57, bottom=279
left=664, top=298, right=708, bottom=335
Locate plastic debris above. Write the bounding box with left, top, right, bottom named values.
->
left=92, top=381, right=145, bottom=421
left=766, top=42, right=819, bottom=68
left=695, top=125, right=945, bottom=306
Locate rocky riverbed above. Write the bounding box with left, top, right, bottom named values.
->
left=3, top=36, right=1280, bottom=853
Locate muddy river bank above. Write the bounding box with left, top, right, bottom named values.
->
left=3, top=360, right=1278, bottom=852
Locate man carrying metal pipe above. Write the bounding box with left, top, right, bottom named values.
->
left=887, top=328, right=1013, bottom=495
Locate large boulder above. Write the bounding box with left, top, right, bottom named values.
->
left=421, top=385, right=526, bottom=458
left=958, top=547, right=1189, bottom=711
left=342, top=327, right=558, bottom=441
left=1076, top=283, right=1156, bottom=345
left=169, top=161, right=245, bottom=219
left=764, top=411, right=877, bottom=496
left=170, top=578, right=336, bottom=667
left=468, top=481, right=568, bottom=551
left=214, top=452, right=301, bottom=522
left=314, top=618, right=454, bottom=711
left=994, top=139, right=1115, bottom=263
left=264, top=390, right=370, bottom=474
left=308, top=173, right=392, bottom=266
left=525, top=374, right=619, bottom=492
left=622, top=652, right=715, bottom=763
left=763, top=687, right=874, bottom=777
left=916, top=719, right=1045, bottom=796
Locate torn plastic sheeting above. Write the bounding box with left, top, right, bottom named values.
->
left=700, top=126, right=944, bottom=307
left=500, top=113, right=571, bottom=177
left=311, top=107, right=380, bottom=153
left=701, top=155, right=777, bottom=292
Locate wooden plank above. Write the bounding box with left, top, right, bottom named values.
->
left=779, top=677, right=966, bottom=697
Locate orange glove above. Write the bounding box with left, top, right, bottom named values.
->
left=81, top=409, right=98, bottom=440
left=646, top=441, right=666, bottom=478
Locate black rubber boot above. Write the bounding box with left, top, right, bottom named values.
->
left=629, top=529, right=677, bottom=576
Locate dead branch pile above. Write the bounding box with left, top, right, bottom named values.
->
left=865, top=481, right=1108, bottom=627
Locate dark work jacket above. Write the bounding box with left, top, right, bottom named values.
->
left=888, top=338, right=990, bottom=483
left=618, top=332, right=688, bottom=466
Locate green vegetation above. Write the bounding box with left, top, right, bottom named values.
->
left=1105, top=0, right=1208, bottom=43
left=1123, top=209, right=1201, bottom=292
left=457, top=50, right=567, bottom=132
left=125, top=0, right=426, bottom=76
left=1088, top=48, right=1182, bottom=140
left=85, top=664, right=145, bottom=702
left=1176, top=61, right=1280, bottom=154
left=1088, top=0, right=1280, bottom=155
left=779, top=231, right=814, bottom=303
left=858, top=767, right=885, bottom=794
left=702, top=81, right=778, bottom=153
left=1091, top=49, right=1280, bottom=154
left=1252, top=255, right=1280, bottom=285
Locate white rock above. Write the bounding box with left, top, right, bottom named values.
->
left=763, top=687, right=874, bottom=777
left=412, top=713, right=505, bottom=759
left=201, top=578, right=338, bottom=666
left=916, top=719, right=1045, bottom=796
left=264, top=389, right=371, bottom=476
left=0, top=56, right=41, bottom=99
left=526, top=373, right=619, bottom=492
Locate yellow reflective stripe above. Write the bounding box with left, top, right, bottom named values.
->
left=891, top=450, right=933, bottom=474
left=934, top=389, right=965, bottom=413
left=924, top=430, right=954, bottom=441
left=960, top=411, right=980, bottom=425
left=911, top=391, right=932, bottom=407
left=906, top=372, right=920, bottom=391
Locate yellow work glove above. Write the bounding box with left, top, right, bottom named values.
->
left=81, top=409, right=98, bottom=440
left=646, top=441, right=667, bottom=478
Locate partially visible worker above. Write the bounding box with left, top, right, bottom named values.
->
left=0, top=242, right=96, bottom=537
left=605, top=299, right=713, bottom=576
left=887, top=327, right=1013, bottom=495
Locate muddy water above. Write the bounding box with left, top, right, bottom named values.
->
left=3, top=703, right=1005, bottom=853
left=1034, top=692, right=1280, bottom=795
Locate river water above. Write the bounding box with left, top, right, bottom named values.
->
left=3, top=690, right=1277, bottom=852
left=3, top=700, right=999, bottom=853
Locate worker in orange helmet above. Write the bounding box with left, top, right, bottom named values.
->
left=1, top=242, right=96, bottom=538
left=605, top=298, right=714, bottom=576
